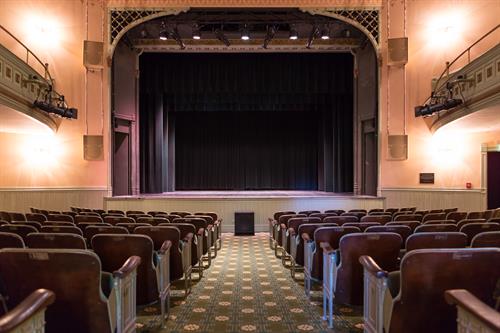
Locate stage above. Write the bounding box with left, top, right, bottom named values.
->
left=104, top=191, right=385, bottom=233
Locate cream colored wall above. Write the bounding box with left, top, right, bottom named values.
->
left=380, top=0, right=500, bottom=190
left=0, top=0, right=108, bottom=193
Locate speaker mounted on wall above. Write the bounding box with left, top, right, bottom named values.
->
left=84, top=135, right=104, bottom=161
left=83, top=40, right=104, bottom=70
left=388, top=37, right=408, bottom=67
left=387, top=134, right=408, bottom=160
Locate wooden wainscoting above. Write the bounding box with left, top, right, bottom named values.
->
left=0, top=187, right=109, bottom=212
left=381, top=188, right=486, bottom=211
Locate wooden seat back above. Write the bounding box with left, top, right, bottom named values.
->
left=0, top=249, right=113, bottom=333
left=26, top=233, right=86, bottom=249
left=311, top=226, right=361, bottom=280
left=446, top=211, right=467, bottom=223
left=471, top=231, right=500, bottom=248
left=324, top=209, right=345, bottom=215
left=344, top=222, right=382, bottom=231
left=75, top=215, right=103, bottom=223
left=46, top=214, right=74, bottom=223
left=323, top=215, right=358, bottom=225
left=423, top=219, right=456, bottom=225
left=394, top=214, right=423, bottom=222
left=83, top=226, right=129, bottom=241
left=116, top=223, right=150, bottom=233
left=341, top=211, right=366, bottom=220
left=103, top=216, right=134, bottom=225
left=8, top=213, right=26, bottom=222
left=361, top=215, right=392, bottom=224
left=365, top=225, right=412, bottom=246
left=134, top=226, right=189, bottom=283
left=170, top=211, right=191, bottom=218
left=415, top=224, right=457, bottom=233
left=457, top=218, right=487, bottom=230
left=336, top=232, right=401, bottom=305
left=92, top=234, right=156, bottom=306
left=136, top=217, right=169, bottom=226
left=25, top=213, right=47, bottom=223
left=0, top=232, right=25, bottom=248
left=11, top=221, right=42, bottom=231
left=406, top=232, right=467, bottom=252
left=422, top=213, right=446, bottom=223
left=466, top=211, right=484, bottom=220
left=298, top=210, right=321, bottom=216
left=40, top=226, right=83, bottom=236
left=460, top=223, right=500, bottom=244
left=386, top=221, right=421, bottom=231
left=389, top=248, right=500, bottom=333
left=0, top=225, right=37, bottom=241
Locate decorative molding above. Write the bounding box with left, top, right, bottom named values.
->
left=107, top=5, right=381, bottom=55
left=107, top=1, right=383, bottom=7
left=302, top=7, right=380, bottom=49
left=108, top=7, right=189, bottom=55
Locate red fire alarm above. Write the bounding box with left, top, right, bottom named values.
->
left=466, top=182, right=472, bottom=189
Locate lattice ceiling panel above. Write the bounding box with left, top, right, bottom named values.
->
left=110, top=9, right=163, bottom=44
left=329, top=9, right=379, bottom=43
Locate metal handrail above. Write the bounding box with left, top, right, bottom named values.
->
left=0, top=24, right=53, bottom=83
left=425, top=24, right=499, bottom=104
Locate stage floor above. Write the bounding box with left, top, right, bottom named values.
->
left=110, top=190, right=379, bottom=199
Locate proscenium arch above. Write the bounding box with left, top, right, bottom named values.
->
left=107, top=7, right=381, bottom=58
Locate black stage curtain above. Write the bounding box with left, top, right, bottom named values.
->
left=139, top=53, right=353, bottom=192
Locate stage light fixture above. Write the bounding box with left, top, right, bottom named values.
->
left=159, top=21, right=168, bottom=40
left=192, top=24, right=201, bottom=40
left=241, top=25, right=250, bottom=40
left=306, top=25, right=319, bottom=49
left=414, top=98, right=463, bottom=117
left=320, top=26, right=330, bottom=40
left=215, top=28, right=230, bottom=47
left=263, top=25, right=277, bottom=49
left=289, top=27, right=299, bottom=40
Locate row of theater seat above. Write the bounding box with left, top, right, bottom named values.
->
left=0, top=208, right=223, bottom=332
left=268, top=209, right=500, bottom=333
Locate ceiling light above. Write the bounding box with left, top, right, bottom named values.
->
left=159, top=21, right=168, bottom=40
left=192, top=25, right=201, bottom=40
left=320, top=26, right=330, bottom=40
left=241, top=25, right=250, bottom=40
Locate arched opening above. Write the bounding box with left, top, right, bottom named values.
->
left=111, top=8, right=378, bottom=196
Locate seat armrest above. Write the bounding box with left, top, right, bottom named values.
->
left=0, top=289, right=55, bottom=332
left=206, top=224, right=213, bottom=231
left=183, top=232, right=194, bottom=244
left=320, top=241, right=335, bottom=255
left=301, top=233, right=311, bottom=242
left=359, top=255, right=389, bottom=278
left=445, top=289, right=500, bottom=332
left=288, top=228, right=296, bottom=237
left=113, top=255, right=141, bottom=279
left=197, top=228, right=205, bottom=237
left=280, top=223, right=287, bottom=230
left=159, top=240, right=172, bottom=255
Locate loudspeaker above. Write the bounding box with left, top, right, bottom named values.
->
left=83, top=40, right=104, bottom=69
left=388, top=37, right=408, bottom=66
left=234, top=212, right=255, bottom=236
left=387, top=134, right=408, bottom=160
left=84, top=135, right=104, bottom=161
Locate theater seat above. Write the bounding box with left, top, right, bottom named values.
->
left=0, top=232, right=25, bottom=249
left=0, top=289, right=54, bottom=333
left=0, top=248, right=140, bottom=333
left=0, top=225, right=38, bottom=241
left=405, top=232, right=468, bottom=252
left=92, top=234, right=171, bottom=327
left=460, top=223, right=500, bottom=245
left=268, top=211, right=295, bottom=250
left=360, top=248, right=500, bottom=333
left=25, top=233, right=87, bottom=250
left=166, top=223, right=203, bottom=278
left=471, top=231, right=500, bottom=248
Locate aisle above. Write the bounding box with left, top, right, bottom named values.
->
left=137, top=233, right=362, bottom=332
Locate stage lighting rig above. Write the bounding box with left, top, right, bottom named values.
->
left=414, top=98, right=463, bottom=117
left=31, top=77, right=78, bottom=119
left=215, top=28, right=230, bottom=47
left=263, top=25, right=278, bottom=49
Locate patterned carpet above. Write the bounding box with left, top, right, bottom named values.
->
left=137, top=233, right=363, bottom=332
